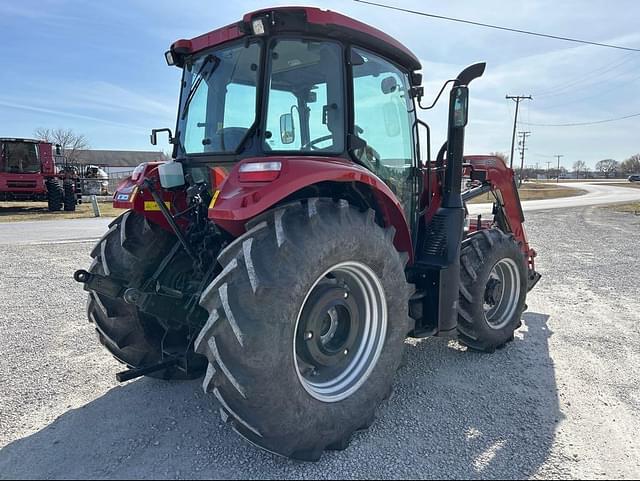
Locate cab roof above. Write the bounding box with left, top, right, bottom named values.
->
left=0, top=138, right=42, bottom=144
left=170, top=6, right=421, bottom=73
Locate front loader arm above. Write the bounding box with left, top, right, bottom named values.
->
left=463, top=155, right=540, bottom=290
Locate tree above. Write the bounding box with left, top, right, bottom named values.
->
left=34, top=128, right=89, bottom=162
left=621, top=154, right=640, bottom=175
left=490, top=152, right=509, bottom=164
left=595, top=159, right=619, bottom=179
left=573, top=160, right=586, bottom=179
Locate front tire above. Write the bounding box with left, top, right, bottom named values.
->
left=195, top=199, right=410, bottom=460
left=457, top=229, right=528, bottom=352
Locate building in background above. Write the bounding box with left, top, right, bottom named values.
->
left=74, top=150, right=167, bottom=194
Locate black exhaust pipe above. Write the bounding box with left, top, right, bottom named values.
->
left=419, top=63, right=486, bottom=335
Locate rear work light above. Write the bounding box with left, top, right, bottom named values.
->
left=238, top=161, right=282, bottom=182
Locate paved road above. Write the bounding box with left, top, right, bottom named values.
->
left=0, top=217, right=112, bottom=245
left=469, top=182, right=640, bottom=214
left=0, top=205, right=639, bottom=479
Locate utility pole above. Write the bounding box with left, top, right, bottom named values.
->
left=506, top=95, right=532, bottom=169
left=546, top=161, right=552, bottom=180
left=555, top=154, right=564, bottom=183
left=518, top=131, right=531, bottom=184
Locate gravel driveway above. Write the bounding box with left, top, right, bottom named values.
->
left=0, top=206, right=638, bottom=479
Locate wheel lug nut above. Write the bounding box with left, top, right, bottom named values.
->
left=305, top=331, right=314, bottom=340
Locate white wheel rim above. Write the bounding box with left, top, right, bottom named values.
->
left=293, top=261, right=387, bottom=403
left=483, top=258, right=521, bottom=330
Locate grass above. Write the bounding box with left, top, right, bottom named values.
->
left=602, top=202, right=640, bottom=215
left=468, top=183, right=587, bottom=204
left=0, top=201, right=123, bottom=222
left=597, top=182, right=640, bottom=189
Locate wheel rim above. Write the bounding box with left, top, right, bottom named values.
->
left=294, top=261, right=387, bottom=403
left=483, top=258, right=521, bottom=330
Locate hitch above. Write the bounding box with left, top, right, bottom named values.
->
left=74, top=269, right=124, bottom=298
left=116, top=358, right=180, bottom=383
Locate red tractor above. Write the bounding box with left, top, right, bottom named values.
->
left=75, top=7, right=540, bottom=461
left=0, top=138, right=78, bottom=211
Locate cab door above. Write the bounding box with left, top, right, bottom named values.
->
left=351, top=47, right=420, bottom=230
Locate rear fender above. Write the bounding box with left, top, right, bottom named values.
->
left=112, top=162, right=188, bottom=232
left=209, top=157, right=413, bottom=261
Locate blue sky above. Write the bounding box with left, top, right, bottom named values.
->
left=1, top=0, right=638, bottom=169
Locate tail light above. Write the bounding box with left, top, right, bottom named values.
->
left=131, top=163, right=148, bottom=181
left=238, top=161, right=282, bottom=183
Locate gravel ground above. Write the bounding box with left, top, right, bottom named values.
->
left=0, top=206, right=639, bottom=479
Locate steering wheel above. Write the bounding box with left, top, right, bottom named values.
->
left=302, top=135, right=334, bottom=151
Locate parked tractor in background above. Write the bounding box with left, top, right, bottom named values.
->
left=75, top=7, right=540, bottom=461
left=0, top=138, right=78, bottom=211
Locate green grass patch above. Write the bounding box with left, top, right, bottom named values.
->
left=0, top=201, right=123, bottom=222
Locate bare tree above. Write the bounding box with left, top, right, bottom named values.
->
left=621, top=154, right=640, bottom=174
left=595, top=159, right=619, bottom=179
left=490, top=152, right=509, bottom=164
left=34, top=128, right=89, bottom=162
left=573, top=160, right=586, bottom=179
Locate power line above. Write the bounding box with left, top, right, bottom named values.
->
left=533, top=53, right=639, bottom=98
left=533, top=72, right=640, bottom=111
left=353, top=0, right=640, bottom=52
left=519, top=112, right=640, bottom=127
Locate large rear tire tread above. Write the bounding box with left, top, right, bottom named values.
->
left=46, top=179, right=63, bottom=212
left=457, top=228, right=527, bottom=353
left=63, top=181, right=76, bottom=212
left=195, top=198, right=411, bottom=460
left=86, top=211, right=205, bottom=380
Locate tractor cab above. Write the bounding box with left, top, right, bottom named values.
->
left=0, top=138, right=56, bottom=203
left=0, top=139, right=42, bottom=175
left=154, top=7, right=426, bottom=226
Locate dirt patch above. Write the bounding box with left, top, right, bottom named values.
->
left=468, top=183, right=586, bottom=204
left=0, top=201, right=123, bottom=222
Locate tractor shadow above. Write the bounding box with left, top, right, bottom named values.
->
left=0, top=312, right=559, bottom=479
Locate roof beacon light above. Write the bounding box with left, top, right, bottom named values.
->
left=252, top=18, right=266, bottom=35
left=164, top=50, right=175, bottom=66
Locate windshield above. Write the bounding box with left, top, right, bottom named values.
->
left=0, top=141, right=40, bottom=173
left=179, top=42, right=261, bottom=155
left=263, top=39, right=344, bottom=153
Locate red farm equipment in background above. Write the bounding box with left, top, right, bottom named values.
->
left=0, top=138, right=78, bottom=212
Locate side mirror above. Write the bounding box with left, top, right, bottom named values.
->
left=381, top=76, right=399, bottom=94
left=280, top=113, right=296, bottom=145
left=150, top=128, right=174, bottom=146
left=451, top=86, right=469, bottom=129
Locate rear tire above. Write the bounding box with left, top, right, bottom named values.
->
left=457, top=229, right=527, bottom=352
left=46, top=179, right=63, bottom=212
left=195, top=198, right=410, bottom=460
left=85, top=211, right=205, bottom=380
